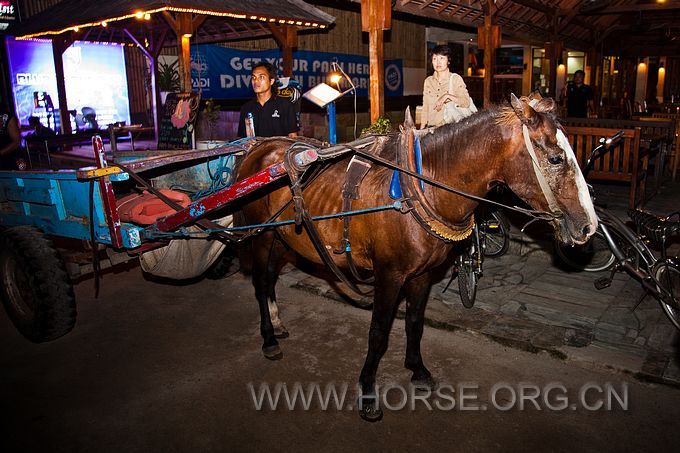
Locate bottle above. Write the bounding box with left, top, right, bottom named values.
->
left=245, top=112, right=255, bottom=137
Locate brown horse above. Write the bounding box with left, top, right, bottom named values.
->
left=235, top=94, right=597, bottom=421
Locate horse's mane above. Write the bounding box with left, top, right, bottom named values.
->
left=418, top=105, right=516, bottom=180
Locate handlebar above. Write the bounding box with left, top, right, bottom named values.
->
left=583, top=130, right=625, bottom=178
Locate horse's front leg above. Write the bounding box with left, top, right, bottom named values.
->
left=359, top=269, right=404, bottom=422
left=267, top=237, right=289, bottom=339
left=251, top=232, right=283, bottom=360
left=403, top=272, right=436, bottom=389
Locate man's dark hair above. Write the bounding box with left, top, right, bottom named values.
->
left=431, top=45, right=451, bottom=59
left=28, top=116, right=40, bottom=127
left=252, top=61, right=277, bottom=81
left=574, top=69, right=585, bottom=77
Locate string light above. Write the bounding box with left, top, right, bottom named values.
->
left=14, top=6, right=329, bottom=40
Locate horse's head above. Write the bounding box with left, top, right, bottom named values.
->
left=503, top=93, right=597, bottom=245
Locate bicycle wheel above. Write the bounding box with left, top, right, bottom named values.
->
left=458, top=229, right=479, bottom=308
left=653, top=261, right=680, bottom=331
left=554, top=230, right=616, bottom=272
left=481, top=211, right=510, bottom=258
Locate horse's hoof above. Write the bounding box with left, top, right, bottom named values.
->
left=359, top=405, right=383, bottom=423
left=411, top=375, right=437, bottom=390
left=262, top=344, right=283, bottom=360
left=274, top=327, right=289, bottom=339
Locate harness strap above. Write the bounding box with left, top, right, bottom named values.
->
left=397, top=126, right=474, bottom=242
left=283, top=145, right=372, bottom=296
left=334, top=155, right=375, bottom=284
left=522, top=124, right=562, bottom=216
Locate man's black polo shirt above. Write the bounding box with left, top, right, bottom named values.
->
left=238, top=96, right=298, bottom=137
left=565, top=82, right=594, bottom=118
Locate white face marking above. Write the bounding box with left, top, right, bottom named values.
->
left=555, top=129, right=597, bottom=231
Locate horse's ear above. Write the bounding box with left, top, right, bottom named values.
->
left=529, top=91, right=543, bottom=101
left=403, top=107, right=414, bottom=129
left=510, top=93, right=536, bottom=125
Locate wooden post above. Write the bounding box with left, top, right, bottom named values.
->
left=269, top=25, right=298, bottom=77
left=361, top=0, right=391, bottom=123
left=52, top=35, right=75, bottom=135
left=546, top=40, right=563, bottom=100
left=162, top=11, right=195, bottom=92
left=124, top=27, right=167, bottom=143
left=478, top=2, right=498, bottom=107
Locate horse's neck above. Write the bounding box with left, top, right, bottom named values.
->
left=420, top=121, right=504, bottom=222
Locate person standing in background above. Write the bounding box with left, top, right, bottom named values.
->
left=237, top=62, right=298, bottom=138
left=420, top=45, right=474, bottom=128
left=563, top=70, right=595, bottom=118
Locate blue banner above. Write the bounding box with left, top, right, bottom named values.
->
left=190, top=46, right=403, bottom=99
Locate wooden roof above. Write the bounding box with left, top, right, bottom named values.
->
left=394, top=0, right=680, bottom=56
left=12, top=0, right=335, bottom=44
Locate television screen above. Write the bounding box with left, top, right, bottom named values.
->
left=5, top=37, right=131, bottom=130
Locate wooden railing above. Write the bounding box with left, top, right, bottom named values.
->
left=564, top=126, right=646, bottom=209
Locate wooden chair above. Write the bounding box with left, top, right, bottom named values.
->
left=651, top=112, right=680, bottom=180
left=565, top=126, right=645, bottom=209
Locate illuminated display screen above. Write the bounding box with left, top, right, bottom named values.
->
left=5, top=37, right=131, bottom=130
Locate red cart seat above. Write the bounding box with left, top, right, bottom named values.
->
left=117, top=189, right=191, bottom=225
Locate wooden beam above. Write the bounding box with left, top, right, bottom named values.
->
left=269, top=25, right=297, bottom=77
left=579, top=2, right=680, bottom=15
left=362, top=0, right=389, bottom=122
left=52, top=34, right=75, bottom=136
left=557, top=8, right=580, bottom=34
left=480, top=1, right=498, bottom=107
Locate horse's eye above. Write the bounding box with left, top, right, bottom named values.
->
left=548, top=155, right=564, bottom=165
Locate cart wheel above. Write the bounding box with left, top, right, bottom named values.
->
left=0, top=226, right=76, bottom=342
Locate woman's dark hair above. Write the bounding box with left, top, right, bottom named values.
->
left=432, top=45, right=451, bottom=59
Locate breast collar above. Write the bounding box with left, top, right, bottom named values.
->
left=397, top=126, right=474, bottom=243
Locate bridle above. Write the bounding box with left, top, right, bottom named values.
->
left=521, top=123, right=564, bottom=219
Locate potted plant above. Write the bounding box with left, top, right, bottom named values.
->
left=157, top=60, right=180, bottom=104
left=361, top=117, right=392, bottom=135
left=202, top=98, right=221, bottom=141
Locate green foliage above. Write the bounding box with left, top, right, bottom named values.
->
left=361, top=117, right=392, bottom=135
left=157, top=60, right=180, bottom=92
left=203, top=99, right=221, bottom=140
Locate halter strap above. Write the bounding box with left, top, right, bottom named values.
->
left=522, top=124, right=563, bottom=217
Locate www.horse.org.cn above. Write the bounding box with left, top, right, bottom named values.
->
left=247, top=381, right=628, bottom=412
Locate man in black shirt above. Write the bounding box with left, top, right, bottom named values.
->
left=237, top=62, right=299, bottom=138
left=563, top=70, right=594, bottom=118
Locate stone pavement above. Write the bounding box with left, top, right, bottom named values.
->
left=274, top=178, right=680, bottom=387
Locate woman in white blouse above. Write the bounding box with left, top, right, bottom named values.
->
left=420, top=45, right=474, bottom=128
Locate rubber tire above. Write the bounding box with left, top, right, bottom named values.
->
left=458, top=231, right=479, bottom=308
left=554, top=230, right=616, bottom=272
left=205, top=248, right=237, bottom=280
left=0, top=226, right=76, bottom=342
left=482, top=211, right=510, bottom=258
left=654, top=262, right=680, bottom=331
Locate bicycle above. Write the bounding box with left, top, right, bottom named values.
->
left=554, top=132, right=680, bottom=330
left=449, top=207, right=511, bottom=309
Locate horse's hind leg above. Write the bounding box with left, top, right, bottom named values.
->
left=403, top=272, right=436, bottom=389
left=252, top=231, right=282, bottom=360
left=267, top=238, right=289, bottom=339
left=358, top=270, right=403, bottom=422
